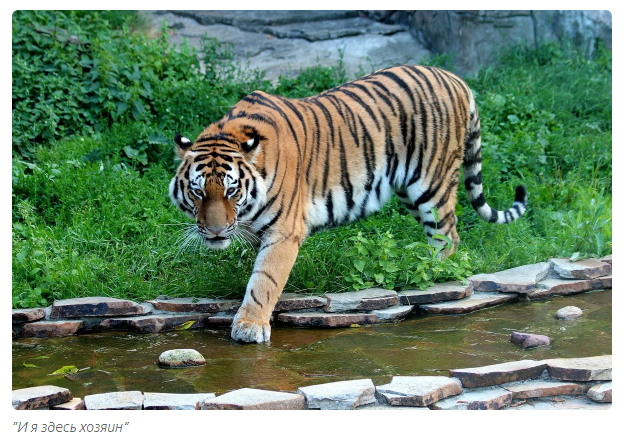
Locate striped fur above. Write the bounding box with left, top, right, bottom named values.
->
left=168, top=65, right=527, bottom=343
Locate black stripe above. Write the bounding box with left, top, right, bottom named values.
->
left=252, top=270, right=278, bottom=287
left=250, top=289, right=263, bottom=308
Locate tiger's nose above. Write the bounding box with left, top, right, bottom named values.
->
left=208, top=226, right=226, bottom=234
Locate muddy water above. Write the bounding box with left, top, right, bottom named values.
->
left=12, top=290, right=611, bottom=397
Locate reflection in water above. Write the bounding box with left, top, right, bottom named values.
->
left=13, top=290, right=611, bottom=397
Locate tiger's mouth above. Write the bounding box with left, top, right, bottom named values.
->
left=203, top=234, right=232, bottom=250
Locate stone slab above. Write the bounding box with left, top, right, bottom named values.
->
left=376, top=376, right=463, bottom=407
left=587, top=382, right=612, bottom=403
left=324, top=288, right=398, bottom=312
left=510, top=331, right=551, bottom=349
left=207, top=314, right=234, bottom=327
left=450, top=360, right=547, bottom=388
left=545, top=355, right=612, bottom=381
left=530, top=276, right=611, bottom=299
left=429, top=387, right=512, bottom=410
left=297, top=379, right=376, bottom=410
left=51, top=397, right=85, bottom=410
left=22, top=320, right=83, bottom=338
left=84, top=391, right=144, bottom=410
left=12, top=307, right=46, bottom=323
left=147, top=297, right=241, bottom=313
left=367, top=305, right=413, bottom=322
left=418, top=292, right=518, bottom=315
left=143, top=392, right=214, bottom=410
left=277, top=311, right=378, bottom=328
left=599, top=254, right=612, bottom=265
left=197, top=388, right=305, bottom=410
left=503, top=380, right=584, bottom=399
left=51, top=297, right=147, bottom=318
left=548, top=257, right=611, bottom=280
left=263, top=17, right=405, bottom=42
left=12, top=385, right=73, bottom=410
left=399, top=281, right=472, bottom=305
left=274, top=293, right=327, bottom=312
left=98, top=314, right=210, bottom=333
left=469, top=262, right=550, bottom=293
left=507, top=395, right=611, bottom=410
left=158, top=349, right=206, bottom=368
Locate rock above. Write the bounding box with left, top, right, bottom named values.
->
left=324, top=288, right=398, bottom=312
left=84, top=391, right=144, bottom=410
left=12, top=385, right=73, bottom=410
left=197, top=388, right=305, bottom=410
left=545, top=355, right=612, bottom=381
left=274, top=293, right=327, bottom=312
left=429, top=387, right=512, bottom=410
left=418, top=292, right=518, bottom=314
left=367, top=305, right=414, bottom=322
left=587, top=382, right=612, bottom=403
left=507, top=395, right=611, bottom=410
left=51, top=398, right=85, bottom=410
left=51, top=297, right=147, bottom=318
left=207, top=314, right=235, bottom=327
left=297, top=379, right=376, bottom=410
left=263, top=17, right=406, bottom=42
left=530, top=277, right=610, bottom=299
left=98, top=314, right=210, bottom=333
left=548, top=257, right=611, bottom=280
left=469, top=262, right=550, bottom=294
left=503, top=380, right=584, bottom=399
left=510, top=331, right=551, bottom=349
left=158, top=349, right=206, bottom=368
left=22, top=320, right=83, bottom=338
left=277, top=311, right=378, bottom=328
left=143, top=392, right=214, bottom=410
left=173, top=10, right=359, bottom=28
left=12, top=308, right=46, bottom=323
left=555, top=306, right=583, bottom=320
left=376, top=376, right=462, bottom=407
left=147, top=297, right=241, bottom=313
left=599, top=254, right=612, bottom=265
left=449, top=360, right=547, bottom=388
left=398, top=281, right=472, bottom=305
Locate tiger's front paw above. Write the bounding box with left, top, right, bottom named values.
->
left=231, top=314, right=271, bottom=343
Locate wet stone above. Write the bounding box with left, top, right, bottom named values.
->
left=84, top=391, right=144, bottom=410
left=510, top=331, right=551, bottom=349
left=277, top=311, right=378, bottom=328
left=367, top=305, right=414, bottom=322
left=399, top=281, right=472, bottom=305
left=147, top=297, right=241, bottom=313
left=530, top=277, right=608, bottom=299
left=545, top=355, right=612, bottom=381
left=52, top=398, right=85, bottom=410
left=548, top=257, right=611, bottom=280
left=376, top=376, right=463, bottom=407
left=429, top=387, right=512, bottom=410
left=469, top=262, right=550, bottom=294
left=23, top=320, right=83, bottom=338
left=323, top=288, right=398, bottom=312
left=450, top=360, right=547, bottom=388
left=99, top=313, right=210, bottom=333
left=197, top=388, right=305, bottom=410
left=158, top=349, right=206, bottom=368
left=298, top=379, right=376, bottom=410
left=207, top=314, right=234, bottom=327
left=143, top=392, right=214, bottom=410
left=503, top=380, right=584, bottom=399
left=418, top=292, right=518, bottom=315
left=587, top=382, right=612, bottom=403
left=12, top=307, right=46, bottom=323
left=12, top=385, right=73, bottom=410
left=274, top=293, right=327, bottom=312
left=555, top=306, right=583, bottom=320
left=51, top=297, right=147, bottom=318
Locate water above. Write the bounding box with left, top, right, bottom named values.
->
left=12, top=289, right=611, bottom=397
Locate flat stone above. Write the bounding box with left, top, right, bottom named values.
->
left=450, top=360, right=547, bottom=388
left=508, top=395, right=611, bottom=410
left=548, top=257, right=611, bottom=279
left=503, top=380, right=584, bottom=399
left=51, top=398, right=85, bottom=410
left=368, top=305, right=414, bottom=322
left=510, top=331, right=551, bottom=349
left=12, top=385, right=73, bottom=410
left=418, top=292, right=518, bottom=315
left=530, top=276, right=610, bottom=299
left=297, top=379, right=376, bottom=410
left=545, top=355, right=612, bottom=381
left=399, top=281, right=472, bottom=305
left=469, top=262, right=550, bottom=293
left=12, top=307, right=46, bottom=323
left=98, top=314, right=210, bottom=333
left=324, top=288, right=398, bottom=312
left=263, top=17, right=405, bottom=42
left=599, top=254, right=612, bottom=265
left=207, top=314, right=234, bottom=327
left=429, top=387, right=512, bottom=410
left=197, top=388, right=305, bottom=410
left=274, top=293, right=327, bottom=312
left=277, top=311, right=378, bottom=328
left=51, top=297, right=146, bottom=318
left=158, top=349, right=206, bottom=368
left=587, top=382, right=612, bottom=403
left=143, top=392, right=214, bottom=410
left=147, top=297, right=241, bottom=313
left=22, top=320, right=83, bottom=338
left=376, top=376, right=463, bottom=407
left=555, top=306, right=583, bottom=320
left=84, top=391, right=144, bottom=410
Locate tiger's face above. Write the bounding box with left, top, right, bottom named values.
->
left=168, top=127, right=266, bottom=250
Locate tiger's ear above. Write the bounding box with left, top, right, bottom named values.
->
left=174, top=133, right=193, bottom=159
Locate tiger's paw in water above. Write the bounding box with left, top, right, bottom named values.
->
left=231, top=316, right=271, bottom=344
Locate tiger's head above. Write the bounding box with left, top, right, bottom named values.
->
left=168, top=124, right=267, bottom=250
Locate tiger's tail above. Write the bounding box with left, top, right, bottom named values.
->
left=462, top=94, right=527, bottom=224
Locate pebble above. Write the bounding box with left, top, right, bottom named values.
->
left=158, top=349, right=206, bottom=368
left=555, top=306, right=583, bottom=320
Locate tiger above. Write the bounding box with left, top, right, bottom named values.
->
left=168, top=64, right=527, bottom=343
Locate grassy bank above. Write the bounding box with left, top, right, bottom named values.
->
left=12, top=12, right=611, bottom=308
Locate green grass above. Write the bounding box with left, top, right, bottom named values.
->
left=11, top=12, right=611, bottom=308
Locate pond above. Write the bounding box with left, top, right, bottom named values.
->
left=12, top=289, right=611, bottom=398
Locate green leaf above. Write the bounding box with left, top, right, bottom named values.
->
left=23, top=363, right=39, bottom=368
left=353, top=259, right=366, bottom=273
left=174, top=320, right=195, bottom=330
left=569, top=252, right=581, bottom=262
left=49, top=365, right=78, bottom=375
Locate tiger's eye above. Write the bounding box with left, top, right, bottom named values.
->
left=193, top=189, right=204, bottom=198
left=226, top=187, right=237, bottom=197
